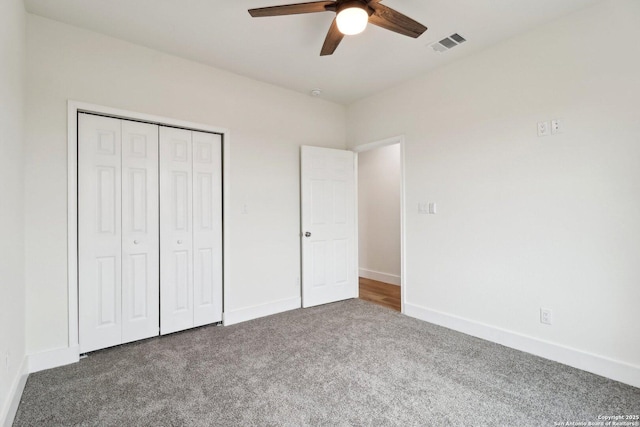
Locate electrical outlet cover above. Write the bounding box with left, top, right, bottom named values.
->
left=540, top=308, right=553, bottom=325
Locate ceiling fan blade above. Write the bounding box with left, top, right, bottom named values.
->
left=320, top=18, right=344, bottom=56
left=368, top=3, right=427, bottom=38
left=249, top=1, right=336, bottom=17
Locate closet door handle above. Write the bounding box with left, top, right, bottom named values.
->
left=177, top=240, right=183, bottom=244
left=133, top=240, right=139, bottom=245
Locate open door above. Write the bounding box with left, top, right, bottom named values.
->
left=301, top=146, right=357, bottom=308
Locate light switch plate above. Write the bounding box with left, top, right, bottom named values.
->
left=538, top=121, right=550, bottom=137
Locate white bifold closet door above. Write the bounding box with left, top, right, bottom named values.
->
left=159, top=127, right=223, bottom=335
left=79, top=114, right=160, bottom=353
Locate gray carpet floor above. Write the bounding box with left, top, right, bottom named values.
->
left=14, top=299, right=640, bottom=426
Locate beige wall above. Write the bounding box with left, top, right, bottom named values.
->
left=348, top=0, right=640, bottom=378
left=25, top=15, right=346, bottom=355
left=358, top=144, right=401, bottom=284
left=0, top=0, right=26, bottom=422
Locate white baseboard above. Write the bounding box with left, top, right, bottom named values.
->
left=404, top=302, right=640, bottom=389
left=28, top=345, right=79, bottom=374
left=1, top=356, right=28, bottom=427
left=223, top=297, right=301, bottom=326
left=359, top=268, right=401, bottom=286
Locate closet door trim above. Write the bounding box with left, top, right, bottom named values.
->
left=67, top=101, right=230, bottom=359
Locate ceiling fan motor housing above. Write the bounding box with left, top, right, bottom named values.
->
left=336, top=0, right=373, bottom=16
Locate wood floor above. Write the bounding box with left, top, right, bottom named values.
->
left=358, top=277, right=401, bottom=312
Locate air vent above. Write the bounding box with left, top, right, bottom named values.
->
left=429, top=33, right=467, bottom=53
left=450, top=33, right=466, bottom=44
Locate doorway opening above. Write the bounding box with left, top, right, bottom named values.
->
left=354, top=136, right=405, bottom=312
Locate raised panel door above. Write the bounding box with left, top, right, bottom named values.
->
left=78, top=113, right=123, bottom=353
left=192, top=131, right=223, bottom=326
left=121, top=120, right=160, bottom=343
left=160, top=127, right=194, bottom=334
left=301, top=146, right=357, bottom=308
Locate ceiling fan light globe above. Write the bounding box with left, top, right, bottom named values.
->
left=336, top=7, right=368, bottom=35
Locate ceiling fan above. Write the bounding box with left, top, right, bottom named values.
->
left=248, top=0, right=428, bottom=56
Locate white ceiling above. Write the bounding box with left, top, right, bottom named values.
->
left=24, top=0, right=600, bottom=104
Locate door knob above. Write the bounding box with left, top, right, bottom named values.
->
left=133, top=240, right=139, bottom=245
left=304, top=232, right=311, bottom=237
left=177, top=240, right=183, bottom=244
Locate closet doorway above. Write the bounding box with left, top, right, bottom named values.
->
left=68, top=102, right=230, bottom=355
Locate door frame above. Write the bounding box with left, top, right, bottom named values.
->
left=67, top=100, right=230, bottom=352
left=353, top=135, right=406, bottom=313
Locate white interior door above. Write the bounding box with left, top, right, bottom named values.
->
left=79, top=113, right=223, bottom=348
left=78, top=114, right=123, bottom=353
left=121, top=120, right=160, bottom=343
left=192, top=131, right=223, bottom=326
left=160, top=127, right=194, bottom=334
left=301, top=146, right=357, bottom=308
